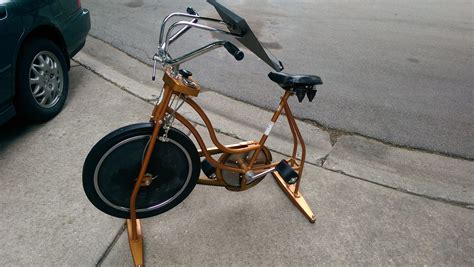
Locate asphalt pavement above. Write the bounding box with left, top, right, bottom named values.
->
left=0, top=37, right=472, bottom=266
left=80, top=0, right=474, bottom=158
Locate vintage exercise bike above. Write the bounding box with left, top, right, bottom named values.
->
left=83, top=1, right=323, bottom=266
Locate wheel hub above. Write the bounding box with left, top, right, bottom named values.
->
left=140, top=173, right=157, bottom=187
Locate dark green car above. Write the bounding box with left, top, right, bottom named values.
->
left=0, top=0, right=90, bottom=125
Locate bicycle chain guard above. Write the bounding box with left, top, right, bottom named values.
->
left=216, top=146, right=272, bottom=191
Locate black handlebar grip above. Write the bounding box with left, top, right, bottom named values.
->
left=186, top=7, right=197, bottom=15
left=224, top=42, right=244, bottom=61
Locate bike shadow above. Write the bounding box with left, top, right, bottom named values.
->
left=0, top=117, right=41, bottom=154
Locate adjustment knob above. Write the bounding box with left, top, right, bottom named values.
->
left=179, top=69, right=192, bottom=79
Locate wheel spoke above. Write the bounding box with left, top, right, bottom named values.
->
left=30, top=77, right=41, bottom=85
left=43, top=89, right=52, bottom=104
left=47, top=56, right=55, bottom=70
left=33, top=86, right=45, bottom=98
left=32, top=63, right=45, bottom=72
left=44, top=56, right=50, bottom=69
left=51, top=61, right=57, bottom=72
left=40, top=96, right=48, bottom=105
left=53, top=82, right=61, bottom=95
left=50, top=89, right=56, bottom=101
left=38, top=54, right=46, bottom=66
left=53, top=86, right=61, bottom=100
left=32, top=84, right=41, bottom=95
left=31, top=66, right=41, bottom=78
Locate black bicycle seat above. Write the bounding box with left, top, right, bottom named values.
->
left=268, top=72, right=323, bottom=89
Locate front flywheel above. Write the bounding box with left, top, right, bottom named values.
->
left=83, top=123, right=200, bottom=219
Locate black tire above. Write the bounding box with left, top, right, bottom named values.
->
left=83, top=123, right=200, bottom=219
left=16, top=38, right=69, bottom=121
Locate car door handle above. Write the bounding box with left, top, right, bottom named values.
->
left=0, top=7, right=7, bottom=20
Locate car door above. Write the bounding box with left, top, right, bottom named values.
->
left=0, top=2, right=24, bottom=111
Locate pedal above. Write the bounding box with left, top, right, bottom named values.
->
left=201, top=159, right=217, bottom=179
left=275, top=160, right=299, bottom=184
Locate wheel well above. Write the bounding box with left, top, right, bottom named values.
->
left=19, top=25, right=70, bottom=70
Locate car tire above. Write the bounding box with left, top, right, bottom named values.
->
left=16, top=38, right=69, bottom=121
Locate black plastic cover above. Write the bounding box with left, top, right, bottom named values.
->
left=207, top=0, right=284, bottom=71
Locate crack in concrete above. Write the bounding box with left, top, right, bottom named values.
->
left=88, top=33, right=155, bottom=65
left=316, top=154, right=330, bottom=167
left=303, top=119, right=473, bottom=161
left=73, top=59, right=155, bottom=103
left=323, top=168, right=474, bottom=210
left=96, top=222, right=127, bottom=266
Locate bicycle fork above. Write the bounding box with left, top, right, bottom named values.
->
left=127, top=85, right=174, bottom=267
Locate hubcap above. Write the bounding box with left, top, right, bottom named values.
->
left=29, top=51, right=63, bottom=108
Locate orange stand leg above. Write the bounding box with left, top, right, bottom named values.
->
left=127, top=219, right=144, bottom=267
left=272, top=172, right=316, bottom=223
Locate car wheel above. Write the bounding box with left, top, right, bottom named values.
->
left=16, top=38, right=69, bottom=121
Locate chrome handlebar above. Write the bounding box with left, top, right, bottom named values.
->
left=167, top=18, right=198, bottom=46
left=158, top=12, right=200, bottom=48
left=152, top=7, right=241, bottom=80
left=158, top=40, right=228, bottom=66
